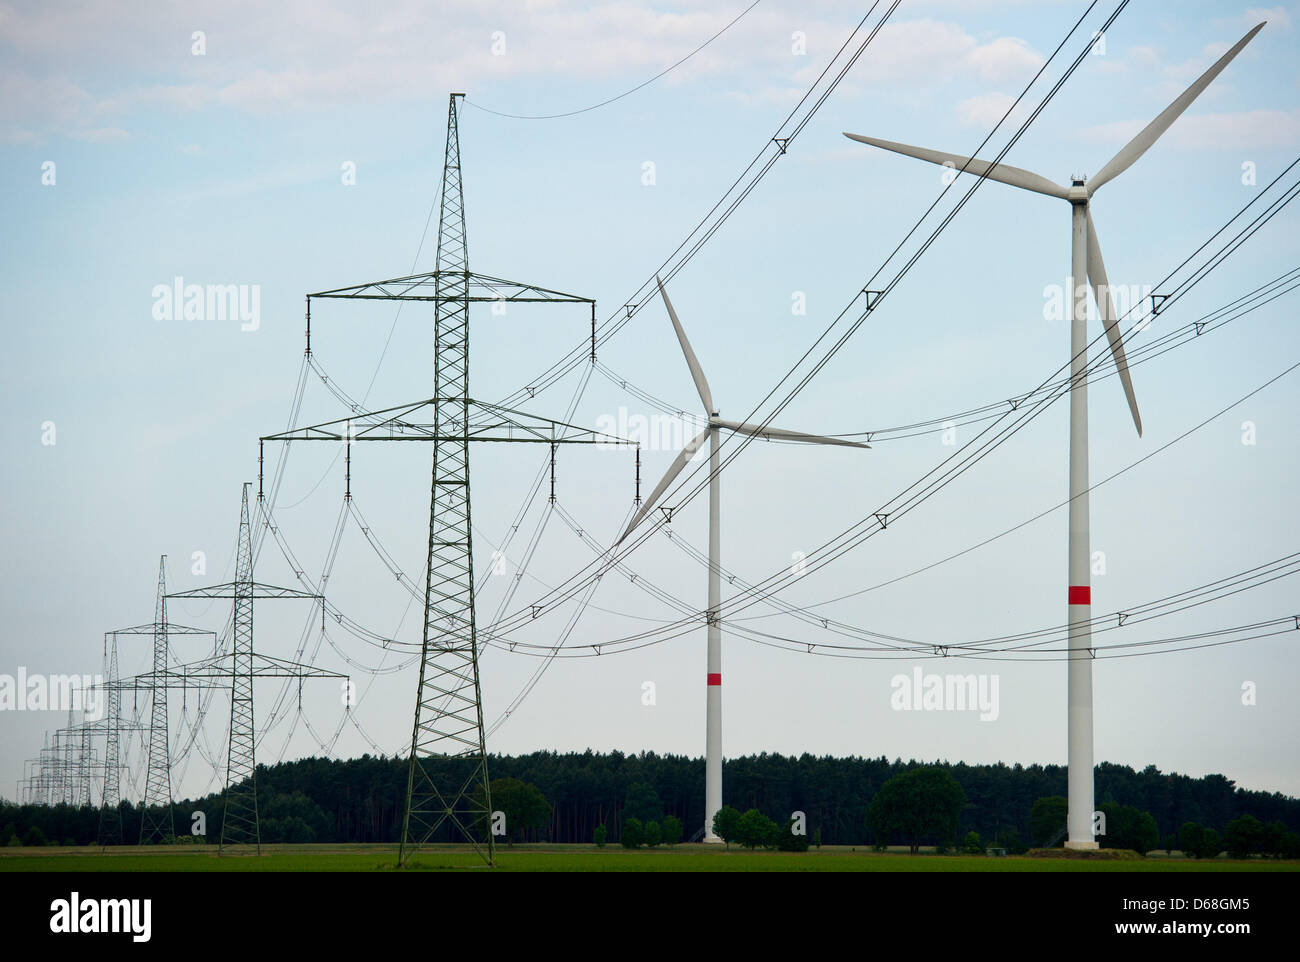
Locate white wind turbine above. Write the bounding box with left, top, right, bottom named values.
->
left=844, top=22, right=1265, bottom=849
left=621, top=277, right=868, bottom=841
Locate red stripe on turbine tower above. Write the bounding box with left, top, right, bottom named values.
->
left=1068, top=586, right=1091, bottom=605
left=707, top=673, right=721, bottom=686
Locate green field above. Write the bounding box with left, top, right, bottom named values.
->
left=2, top=843, right=1297, bottom=872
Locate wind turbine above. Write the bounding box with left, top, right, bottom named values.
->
left=844, top=22, right=1265, bottom=849
left=621, top=277, right=868, bottom=841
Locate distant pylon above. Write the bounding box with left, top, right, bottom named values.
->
left=97, top=632, right=123, bottom=845
left=61, top=707, right=75, bottom=804
left=77, top=727, right=93, bottom=808
left=166, top=483, right=334, bottom=854
left=100, top=567, right=208, bottom=845
left=139, top=556, right=175, bottom=843
left=226, top=487, right=258, bottom=850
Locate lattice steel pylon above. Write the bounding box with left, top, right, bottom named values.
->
left=403, top=91, right=487, bottom=866
left=139, top=556, right=175, bottom=843
left=97, top=634, right=123, bottom=845
left=100, top=565, right=210, bottom=845
left=166, top=483, right=337, bottom=854
left=261, top=93, right=633, bottom=867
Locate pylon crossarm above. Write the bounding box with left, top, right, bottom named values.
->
left=106, top=621, right=212, bottom=636
left=262, top=397, right=634, bottom=446
left=261, top=397, right=440, bottom=442
left=104, top=658, right=345, bottom=690
left=309, top=270, right=594, bottom=304
left=167, top=583, right=322, bottom=600
left=472, top=399, right=637, bottom=445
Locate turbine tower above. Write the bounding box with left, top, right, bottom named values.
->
left=844, top=22, right=1264, bottom=849
left=622, top=278, right=868, bottom=841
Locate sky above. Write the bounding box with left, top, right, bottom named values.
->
left=2, top=0, right=1298, bottom=810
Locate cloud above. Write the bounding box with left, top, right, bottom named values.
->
left=1215, top=7, right=1291, bottom=32
left=956, top=91, right=1017, bottom=128
left=71, top=126, right=128, bottom=143
left=1077, top=108, right=1300, bottom=150
left=845, top=18, right=1044, bottom=88
left=0, top=4, right=1051, bottom=141
left=966, top=36, right=1044, bottom=83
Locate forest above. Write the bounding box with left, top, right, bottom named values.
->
left=4, top=750, right=1298, bottom=849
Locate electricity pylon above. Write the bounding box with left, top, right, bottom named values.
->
left=102, top=560, right=212, bottom=844
left=140, top=558, right=173, bottom=840
left=52, top=711, right=101, bottom=808
left=94, top=632, right=147, bottom=845
left=262, top=93, right=633, bottom=867
left=163, top=483, right=345, bottom=854
left=97, top=633, right=123, bottom=844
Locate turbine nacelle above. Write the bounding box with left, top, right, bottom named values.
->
left=618, top=278, right=868, bottom=543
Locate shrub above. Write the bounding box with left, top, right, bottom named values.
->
left=661, top=815, right=682, bottom=847
left=777, top=818, right=810, bottom=852
left=621, top=817, right=643, bottom=849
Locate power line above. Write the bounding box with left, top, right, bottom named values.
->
left=467, top=0, right=765, bottom=120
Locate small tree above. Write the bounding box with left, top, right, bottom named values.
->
left=593, top=824, right=607, bottom=848
left=1223, top=814, right=1265, bottom=859
left=778, top=817, right=810, bottom=852
left=1028, top=796, right=1068, bottom=848
left=1262, top=820, right=1287, bottom=858
left=996, top=827, right=1027, bottom=855
left=867, top=767, right=966, bottom=855
left=643, top=821, right=662, bottom=848
left=736, top=809, right=780, bottom=850
left=712, top=805, right=741, bottom=849
left=963, top=831, right=983, bottom=855
left=1260, top=820, right=1300, bottom=859
left=474, top=777, right=550, bottom=846
left=1179, top=822, right=1222, bottom=859
left=1098, top=803, right=1159, bottom=854
left=661, top=815, right=682, bottom=847
left=812, top=826, right=822, bottom=849
left=621, top=817, right=644, bottom=849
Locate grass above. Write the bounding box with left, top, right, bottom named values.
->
left=2, top=843, right=1297, bottom=872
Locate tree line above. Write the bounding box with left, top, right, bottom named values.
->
left=3, top=750, right=1297, bottom=848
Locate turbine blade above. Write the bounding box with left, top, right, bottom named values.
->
left=1086, top=208, right=1142, bottom=436
left=619, top=426, right=712, bottom=542
left=714, top=418, right=870, bottom=448
left=843, top=132, right=1069, bottom=199
left=657, top=276, right=713, bottom=413
left=1089, top=22, right=1266, bottom=193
